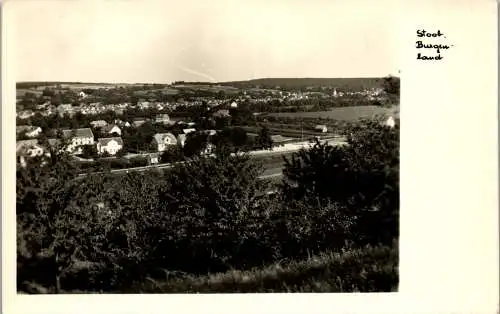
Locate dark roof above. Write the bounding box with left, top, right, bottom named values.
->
left=153, top=133, right=177, bottom=144
left=16, top=125, right=40, bottom=133
left=62, top=128, right=94, bottom=138
left=97, top=137, right=124, bottom=146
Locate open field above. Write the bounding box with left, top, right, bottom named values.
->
left=134, top=88, right=180, bottom=96
left=60, top=84, right=130, bottom=89
left=241, top=126, right=336, bottom=139
left=16, top=89, right=43, bottom=97
left=174, top=84, right=240, bottom=94
left=266, top=105, right=399, bottom=121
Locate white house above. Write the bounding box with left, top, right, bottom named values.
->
left=202, top=130, right=217, bottom=136
left=152, top=133, right=177, bottom=152
left=314, top=125, right=328, bottom=133
left=97, top=137, right=124, bottom=155
left=114, top=119, right=131, bottom=128
left=385, top=116, right=396, bottom=128
left=182, top=128, right=196, bottom=135
left=177, top=134, right=187, bottom=147
left=147, top=153, right=160, bottom=165
left=155, top=114, right=170, bottom=124
left=230, top=101, right=238, bottom=108
left=102, top=124, right=122, bottom=136
left=90, top=120, right=108, bottom=128
left=17, top=110, right=35, bottom=120
left=62, top=128, right=94, bottom=153
left=138, top=101, right=150, bottom=109
left=201, top=143, right=216, bottom=155
left=16, top=139, right=44, bottom=157
left=213, top=109, right=231, bottom=118
left=57, top=104, right=74, bottom=117
left=16, top=140, right=46, bottom=167
left=132, top=118, right=147, bottom=128
left=16, top=126, right=42, bottom=138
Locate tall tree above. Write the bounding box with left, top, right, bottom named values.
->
left=256, top=126, right=273, bottom=150
left=158, top=150, right=268, bottom=272
left=382, top=75, right=400, bottom=95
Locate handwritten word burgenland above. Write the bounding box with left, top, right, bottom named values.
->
left=416, top=29, right=453, bottom=61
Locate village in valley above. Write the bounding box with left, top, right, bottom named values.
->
left=16, top=79, right=398, bottom=176
left=16, top=74, right=401, bottom=294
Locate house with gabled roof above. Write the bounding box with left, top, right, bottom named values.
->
left=16, top=125, right=42, bottom=138
left=314, top=125, right=328, bottom=133
left=152, top=133, right=177, bottom=152
left=90, top=120, right=108, bottom=128
left=97, top=137, right=124, bottom=155
left=57, top=104, right=74, bottom=117
left=147, top=153, right=160, bottom=165
left=212, top=109, right=231, bottom=118
left=132, top=117, right=147, bottom=128
left=155, top=114, right=171, bottom=124
left=61, top=128, right=94, bottom=153
left=16, top=139, right=47, bottom=167
left=101, top=124, right=122, bottom=136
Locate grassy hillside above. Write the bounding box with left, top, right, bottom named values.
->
left=23, top=242, right=397, bottom=293
left=135, top=243, right=398, bottom=293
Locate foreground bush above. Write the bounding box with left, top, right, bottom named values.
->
left=17, top=154, right=363, bottom=292
left=17, top=120, right=399, bottom=293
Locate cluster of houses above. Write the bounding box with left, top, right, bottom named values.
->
left=16, top=97, right=237, bottom=121
left=15, top=111, right=222, bottom=167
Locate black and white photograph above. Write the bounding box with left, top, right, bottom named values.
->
left=13, top=0, right=398, bottom=294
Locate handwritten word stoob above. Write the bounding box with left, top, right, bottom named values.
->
left=415, top=29, right=452, bottom=61
left=416, top=30, right=445, bottom=38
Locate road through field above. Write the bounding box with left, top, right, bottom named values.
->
left=76, top=137, right=346, bottom=180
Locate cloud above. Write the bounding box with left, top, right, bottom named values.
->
left=178, top=65, right=216, bottom=82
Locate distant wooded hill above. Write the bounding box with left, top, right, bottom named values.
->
left=18, top=77, right=390, bottom=91
left=219, top=77, right=385, bottom=90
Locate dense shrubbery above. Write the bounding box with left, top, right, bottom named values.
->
left=283, top=121, right=399, bottom=245
left=17, top=118, right=399, bottom=293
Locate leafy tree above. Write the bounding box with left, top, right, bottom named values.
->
left=17, top=152, right=86, bottom=292
left=382, top=75, right=400, bottom=95
left=115, top=148, right=127, bottom=158
left=255, top=126, right=273, bottom=150
left=158, top=150, right=268, bottom=272
left=211, top=127, right=251, bottom=153
left=183, top=132, right=210, bottom=157
left=42, top=88, right=55, bottom=97
left=161, top=144, right=184, bottom=163
left=81, top=145, right=98, bottom=159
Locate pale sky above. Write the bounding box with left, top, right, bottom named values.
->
left=8, top=0, right=400, bottom=83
